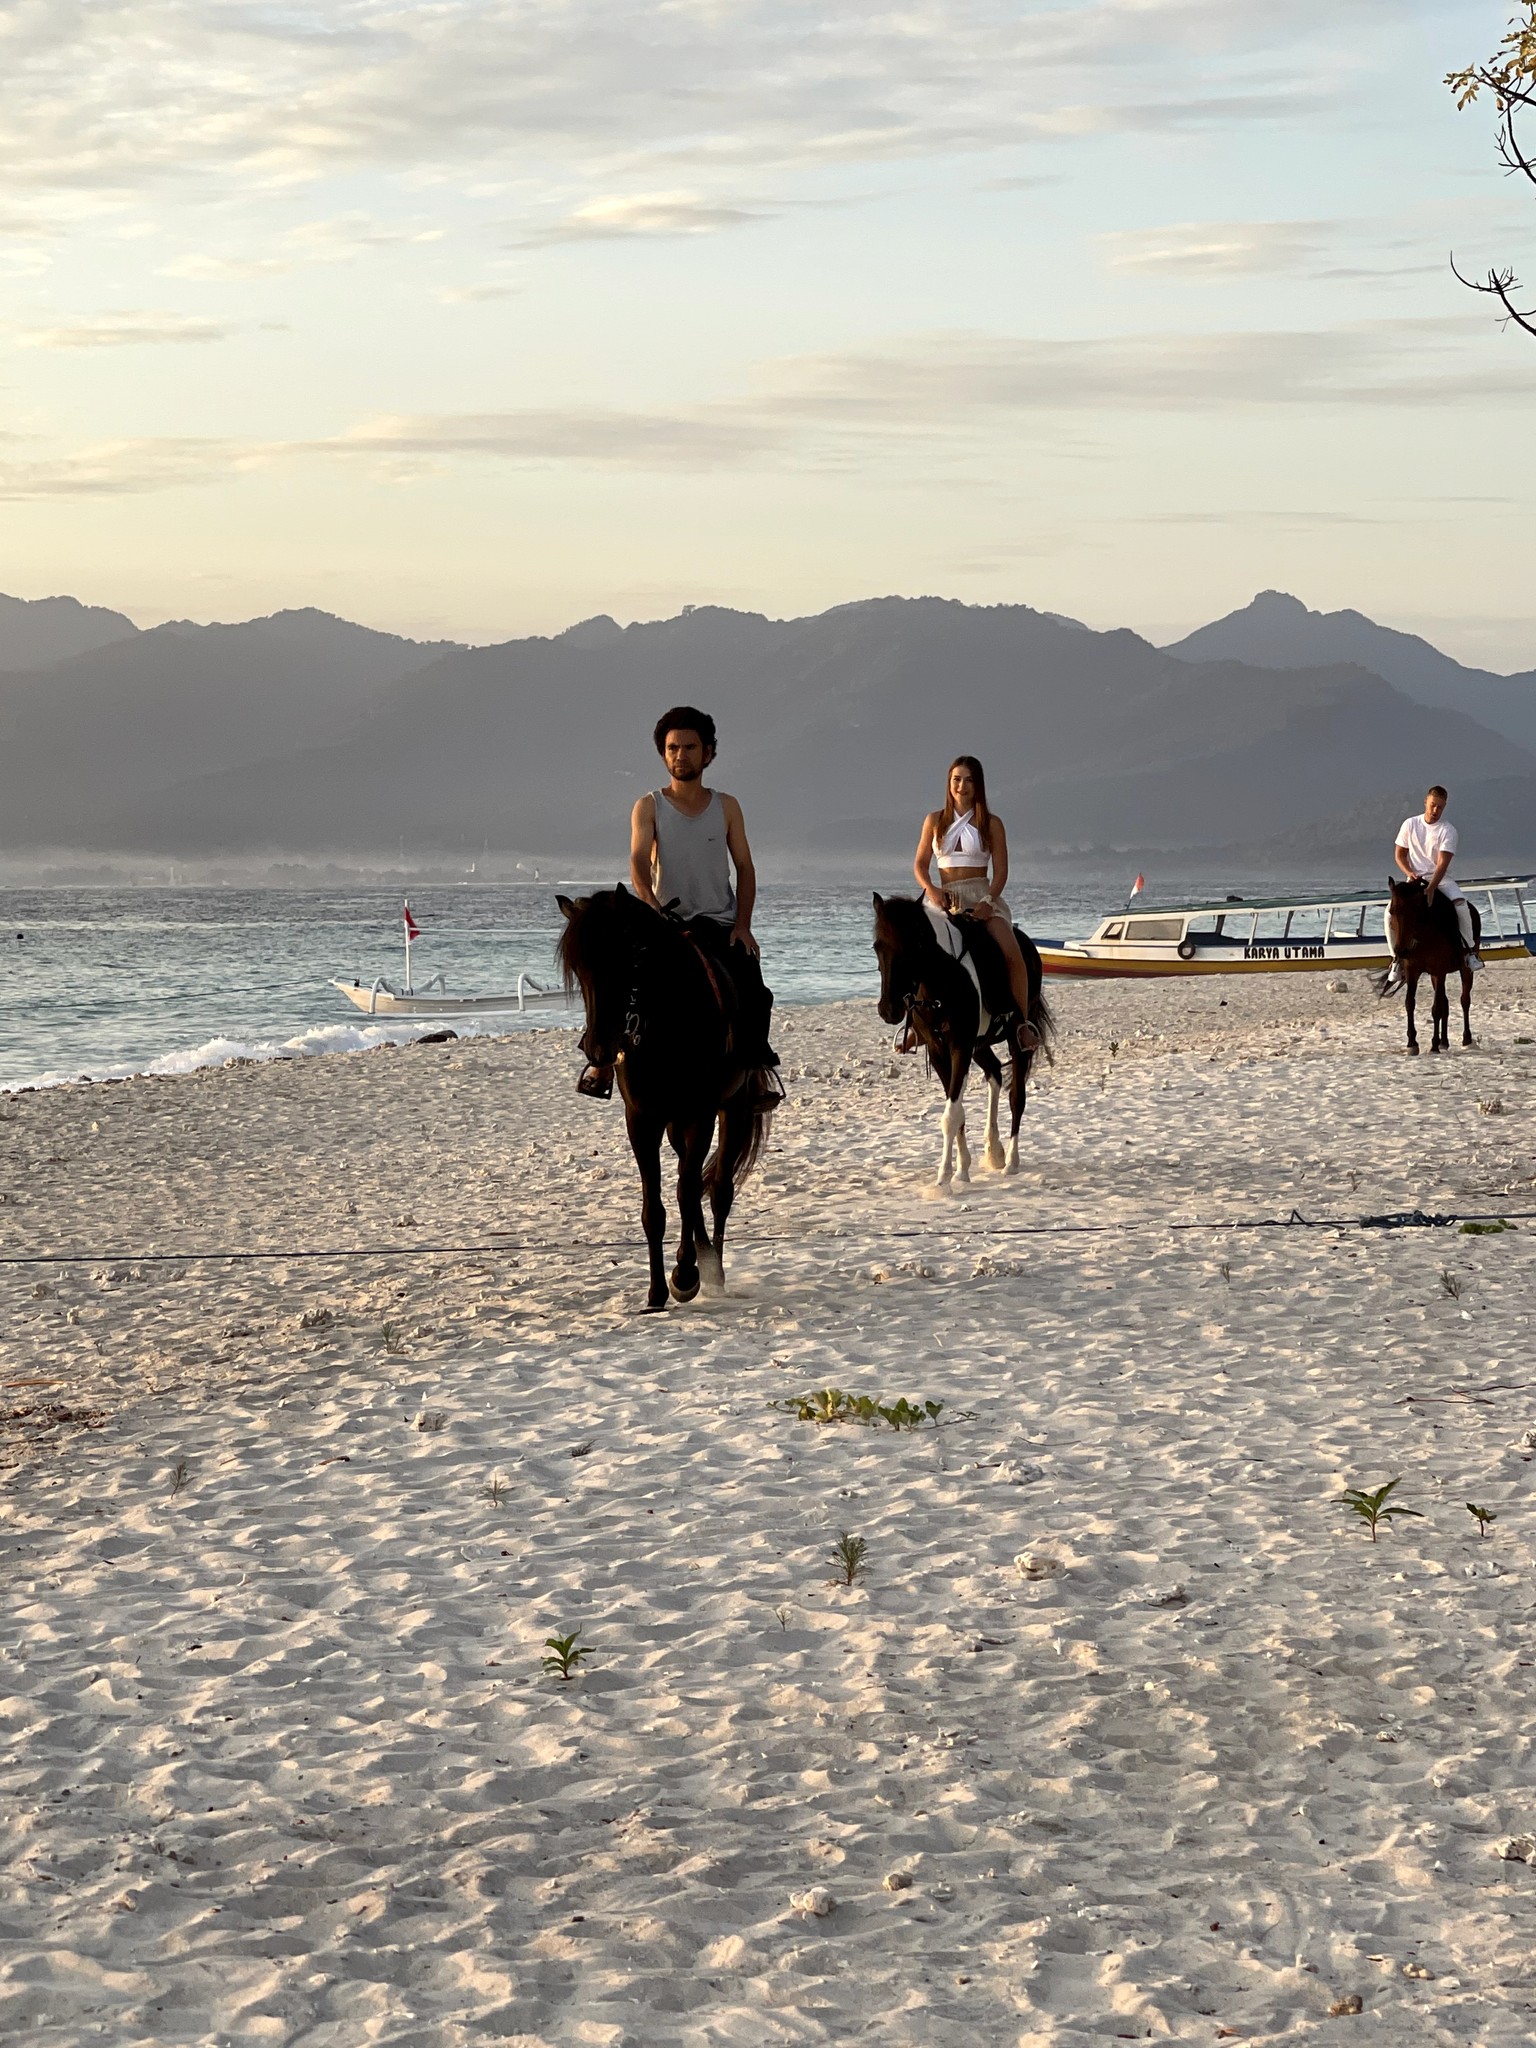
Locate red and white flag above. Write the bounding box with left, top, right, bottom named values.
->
left=1129, top=874, right=1145, bottom=899
left=403, top=901, right=421, bottom=941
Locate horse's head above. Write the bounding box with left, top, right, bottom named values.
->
left=557, top=884, right=657, bottom=1062
left=872, top=891, right=934, bottom=1026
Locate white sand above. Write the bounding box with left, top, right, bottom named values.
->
left=4, top=964, right=1536, bottom=2045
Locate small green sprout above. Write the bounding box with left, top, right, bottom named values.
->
left=877, top=1398, right=944, bottom=1431
left=1466, top=1502, right=1498, bottom=1538
left=541, top=1629, right=592, bottom=1680
left=1337, top=1477, right=1423, bottom=1543
left=482, top=1474, right=510, bottom=1507
left=1440, top=1269, right=1464, bottom=1300
left=832, top=1532, right=869, bottom=1585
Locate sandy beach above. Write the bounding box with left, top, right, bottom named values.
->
left=4, top=961, right=1536, bottom=2046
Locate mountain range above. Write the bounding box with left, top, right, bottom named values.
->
left=0, top=586, right=1531, bottom=867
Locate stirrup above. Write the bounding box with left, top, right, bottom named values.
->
left=576, top=1064, right=614, bottom=1099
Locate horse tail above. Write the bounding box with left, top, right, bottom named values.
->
left=1022, top=936, right=1057, bottom=1065
left=1371, top=967, right=1400, bottom=999
left=705, top=1092, right=772, bottom=1196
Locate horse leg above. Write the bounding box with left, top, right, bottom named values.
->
left=1430, top=971, right=1449, bottom=1053
left=669, top=1119, right=708, bottom=1303
left=937, top=1064, right=971, bottom=1188
left=699, top=1106, right=740, bottom=1296
left=1404, top=973, right=1419, bottom=1056
left=627, top=1105, right=670, bottom=1310
left=1005, top=1031, right=1030, bottom=1174
left=976, top=1045, right=1006, bottom=1171
left=1461, top=962, right=1475, bottom=1047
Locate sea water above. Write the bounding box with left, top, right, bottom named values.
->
left=0, top=866, right=1358, bottom=1092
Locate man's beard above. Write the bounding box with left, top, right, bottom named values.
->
left=671, top=763, right=702, bottom=782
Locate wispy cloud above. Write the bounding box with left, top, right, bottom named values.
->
left=0, top=0, right=1385, bottom=203
left=10, top=312, right=229, bottom=348
left=519, top=191, right=769, bottom=246
left=1, top=308, right=1516, bottom=499
left=161, top=212, right=444, bottom=281
left=1099, top=219, right=1330, bottom=278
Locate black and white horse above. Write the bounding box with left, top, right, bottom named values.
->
left=872, top=893, right=1054, bottom=1187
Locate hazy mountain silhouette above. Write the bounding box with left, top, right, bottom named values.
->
left=0, top=609, right=459, bottom=844
left=1166, top=590, right=1536, bottom=753
left=71, top=597, right=1535, bottom=862
left=0, top=591, right=138, bottom=671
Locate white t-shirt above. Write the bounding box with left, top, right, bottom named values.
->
left=1397, top=813, right=1460, bottom=892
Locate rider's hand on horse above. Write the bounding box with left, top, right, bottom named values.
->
left=732, top=922, right=760, bottom=958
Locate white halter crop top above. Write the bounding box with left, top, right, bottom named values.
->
left=934, top=809, right=988, bottom=871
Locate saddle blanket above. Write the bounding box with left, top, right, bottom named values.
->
left=923, top=903, right=991, bottom=1034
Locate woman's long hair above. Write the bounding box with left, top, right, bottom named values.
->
left=939, top=754, right=993, bottom=848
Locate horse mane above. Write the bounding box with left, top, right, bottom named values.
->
left=557, top=886, right=667, bottom=996
left=876, top=892, right=942, bottom=955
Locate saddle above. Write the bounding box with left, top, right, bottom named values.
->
left=922, top=903, right=1014, bottom=1032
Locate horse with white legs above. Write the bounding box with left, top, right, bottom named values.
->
left=872, top=893, right=1053, bottom=1188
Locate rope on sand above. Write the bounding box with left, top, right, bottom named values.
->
left=1, top=1208, right=1532, bottom=1267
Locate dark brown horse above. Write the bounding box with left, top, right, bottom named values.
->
left=1380, top=877, right=1480, bottom=1054
left=558, top=886, right=772, bottom=1310
left=873, top=893, right=1054, bottom=1186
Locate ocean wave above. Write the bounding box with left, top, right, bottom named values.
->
left=5, top=1013, right=570, bottom=1093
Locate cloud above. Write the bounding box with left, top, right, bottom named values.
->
left=0, top=0, right=1388, bottom=203
left=0, top=436, right=238, bottom=498
left=519, top=191, right=769, bottom=246
left=11, top=312, right=229, bottom=348
left=3, top=310, right=1520, bottom=498
left=1099, top=219, right=1330, bottom=278
left=161, top=212, right=444, bottom=280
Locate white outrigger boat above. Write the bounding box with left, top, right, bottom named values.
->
left=331, top=900, right=574, bottom=1018
left=1038, top=874, right=1536, bottom=980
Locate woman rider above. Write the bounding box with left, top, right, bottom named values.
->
left=914, top=755, right=1035, bottom=1032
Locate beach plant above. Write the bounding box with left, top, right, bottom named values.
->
left=168, top=1459, right=189, bottom=1497
left=774, top=1604, right=793, bottom=1632
left=1337, top=1477, right=1423, bottom=1543
left=776, top=1388, right=943, bottom=1430
left=482, top=1474, right=510, bottom=1507
left=832, top=1532, right=869, bottom=1585
left=1467, top=1502, right=1498, bottom=1538
left=1219, top=1262, right=1232, bottom=1284
left=1461, top=1219, right=1514, bottom=1235
left=382, top=1321, right=406, bottom=1352
left=541, top=1629, right=592, bottom=1680
left=1440, top=1269, right=1464, bottom=1301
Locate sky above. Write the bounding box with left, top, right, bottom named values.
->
left=2, top=0, right=1535, bottom=665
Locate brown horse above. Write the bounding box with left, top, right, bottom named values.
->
left=558, top=886, right=772, bottom=1309
left=1380, top=877, right=1480, bottom=1054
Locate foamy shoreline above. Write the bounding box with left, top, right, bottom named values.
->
left=4, top=969, right=1536, bottom=2045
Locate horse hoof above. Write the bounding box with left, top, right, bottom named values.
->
left=1405, top=1045, right=1419, bottom=1057
left=670, top=1270, right=701, bottom=1303
left=986, top=1145, right=1007, bottom=1172
left=643, top=1296, right=669, bottom=1314
left=698, top=1251, right=725, bottom=1297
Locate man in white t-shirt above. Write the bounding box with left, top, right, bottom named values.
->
left=1394, top=785, right=1480, bottom=970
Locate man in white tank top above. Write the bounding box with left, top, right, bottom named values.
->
left=576, top=705, right=778, bottom=1097
left=1394, top=785, right=1480, bottom=969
